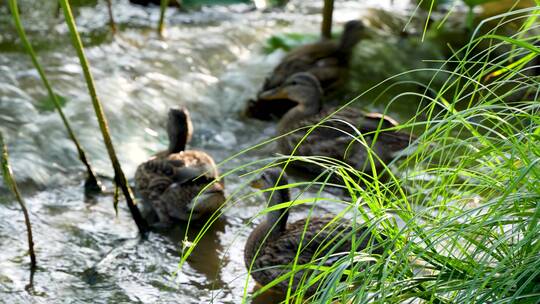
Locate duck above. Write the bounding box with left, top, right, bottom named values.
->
left=134, top=108, right=225, bottom=225
left=246, top=20, right=368, bottom=120
left=245, top=168, right=383, bottom=295
left=263, top=20, right=368, bottom=92
left=260, top=72, right=415, bottom=178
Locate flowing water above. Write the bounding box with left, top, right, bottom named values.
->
left=0, top=0, right=445, bottom=302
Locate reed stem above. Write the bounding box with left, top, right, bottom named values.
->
left=321, top=0, right=334, bottom=39
left=105, top=0, right=117, bottom=34
left=0, top=132, right=37, bottom=270
left=158, top=0, right=171, bottom=37
left=58, top=0, right=149, bottom=234
left=7, top=0, right=103, bottom=195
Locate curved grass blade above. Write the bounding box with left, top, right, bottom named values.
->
left=58, top=0, right=149, bottom=234
left=0, top=132, right=37, bottom=271
left=7, top=0, right=103, bottom=195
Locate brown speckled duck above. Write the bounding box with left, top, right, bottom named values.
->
left=264, top=20, right=367, bottom=91
left=261, top=72, right=415, bottom=178
left=245, top=168, right=382, bottom=295
left=134, top=108, right=225, bottom=225
left=246, top=20, right=368, bottom=120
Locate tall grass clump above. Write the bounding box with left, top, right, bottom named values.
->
left=7, top=0, right=103, bottom=194
left=58, top=0, right=148, bottom=234
left=0, top=132, right=37, bottom=270
left=182, top=7, right=539, bottom=303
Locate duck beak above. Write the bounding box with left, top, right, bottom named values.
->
left=250, top=178, right=266, bottom=189
left=258, top=86, right=291, bottom=101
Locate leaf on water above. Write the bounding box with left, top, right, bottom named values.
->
left=36, top=94, right=69, bottom=112
left=263, top=33, right=319, bottom=54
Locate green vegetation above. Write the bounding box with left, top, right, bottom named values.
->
left=183, top=6, right=540, bottom=303
left=263, top=33, right=320, bottom=53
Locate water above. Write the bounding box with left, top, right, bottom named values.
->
left=0, top=0, right=442, bottom=302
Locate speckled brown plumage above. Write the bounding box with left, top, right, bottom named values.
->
left=134, top=108, right=225, bottom=224
left=246, top=216, right=377, bottom=295
left=245, top=169, right=383, bottom=295
left=246, top=21, right=367, bottom=121
left=262, top=73, right=415, bottom=178
left=279, top=107, right=414, bottom=177
left=262, top=20, right=366, bottom=92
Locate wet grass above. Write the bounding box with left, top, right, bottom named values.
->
left=181, top=7, right=540, bottom=303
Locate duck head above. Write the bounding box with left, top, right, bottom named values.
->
left=257, top=72, right=323, bottom=112
left=340, top=20, right=368, bottom=51
left=250, top=168, right=290, bottom=199
left=246, top=73, right=323, bottom=121
left=250, top=167, right=291, bottom=235
left=167, top=107, right=193, bottom=154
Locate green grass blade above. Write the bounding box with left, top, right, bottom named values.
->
left=7, top=0, right=103, bottom=194
left=58, top=0, right=149, bottom=234
left=0, top=132, right=37, bottom=270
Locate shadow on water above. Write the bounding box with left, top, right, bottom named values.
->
left=82, top=217, right=228, bottom=290
left=250, top=285, right=290, bottom=304
left=165, top=218, right=229, bottom=289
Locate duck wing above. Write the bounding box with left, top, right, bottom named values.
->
left=279, top=109, right=413, bottom=174
left=263, top=41, right=341, bottom=90
left=135, top=150, right=222, bottom=223
left=135, top=157, right=177, bottom=203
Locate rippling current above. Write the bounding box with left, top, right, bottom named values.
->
left=0, top=0, right=432, bottom=302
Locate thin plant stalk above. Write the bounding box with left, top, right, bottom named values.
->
left=58, top=0, right=149, bottom=234
left=321, top=0, right=334, bottom=39
left=105, top=0, right=116, bottom=34
left=7, top=0, right=103, bottom=194
left=158, top=0, right=171, bottom=37
left=0, top=132, right=37, bottom=270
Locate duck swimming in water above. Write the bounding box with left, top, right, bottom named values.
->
left=245, top=168, right=383, bottom=295
left=134, top=108, right=225, bottom=225
left=260, top=72, right=415, bottom=178
left=263, top=20, right=367, bottom=92
left=246, top=20, right=368, bottom=120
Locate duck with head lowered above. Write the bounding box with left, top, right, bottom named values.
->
left=259, top=72, right=415, bottom=179
left=245, top=168, right=384, bottom=295
left=246, top=20, right=369, bottom=120
left=134, top=108, right=225, bottom=226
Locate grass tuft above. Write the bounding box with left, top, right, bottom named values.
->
left=181, top=7, right=540, bottom=303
